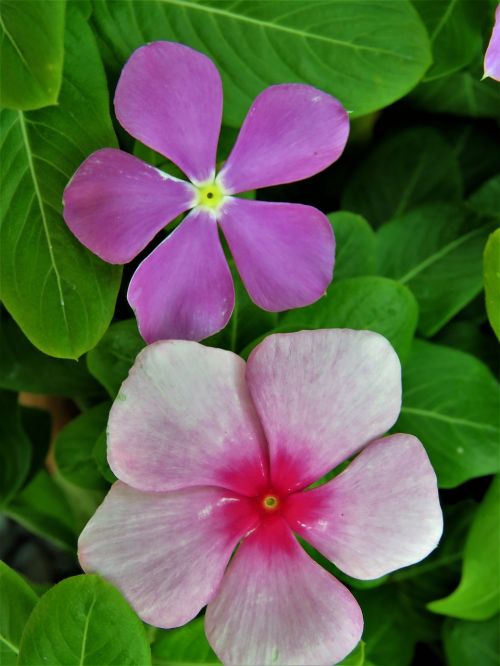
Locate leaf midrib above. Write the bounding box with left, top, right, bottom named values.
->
left=79, top=593, right=97, bottom=665
left=400, top=406, right=498, bottom=433
left=0, top=632, right=19, bottom=656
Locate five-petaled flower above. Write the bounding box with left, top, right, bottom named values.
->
left=79, top=329, right=443, bottom=666
left=63, top=41, right=349, bottom=343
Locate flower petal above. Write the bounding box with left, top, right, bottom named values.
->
left=79, top=482, right=259, bottom=628
left=484, top=5, right=500, bottom=81
left=108, top=340, right=269, bottom=495
left=246, top=330, right=402, bottom=493
left=218, top=84, right=349, bottom=193
left=115, top=42, right=222, bottom=183
left=128, top=208, right=234, bottom=343
left=219, top=199, right=334, bottom=311
left=63, top=148, right=196, bottom=263
left=205, top=518, right=363, bottom=666
left=286, top=434, right=443, bottom=579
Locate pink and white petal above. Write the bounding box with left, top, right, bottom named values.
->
left=219, top=199, right=334, bottom=311
left=286, top=434, right=443, bottom=579
left=108, top=340, right=269, bottom=496
left=484, top=5, right=500, bottom=81
left=115, top=42, right=222, bottom=184
left=246, top=330, right=402, bottom=494
left=63, top=149, right=196, bottom=263
left=128, top=208, right=234, bottom=343
left=205, top=518, right=363, bottom=666
left=218, top=84, right=349, bottom=193
left=79, top=482, right=259, bottom=628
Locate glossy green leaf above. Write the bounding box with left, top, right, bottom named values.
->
left=0, top=7, right=121, bottom=359
left=377, top=203, right=495, bottom=336
left=435, top=320, right=498, bottom=373
left=341, top=128, right=462, bottom=226
left=55, top=403, right=111, bottom=490
left=483, top=229, right=500, bottom=341
left=429, top=476, right=500, bottom=619
left=443, top=615, right=500, bottom=666
left=0, top=390, right=32, bottom=508
left=339, top=641, right=365, bottom=666
left=92, top=0, right=431, bottom=125
left=0, top=561, right=38, bottom=665
left=469, top=174, right=500, bottom=220
left=93, top=430, right=116, bottom=485
left=17, top=575, right=151, bottom=665
left=328, top=211, right=377, bottom=279
left=152, top=618, right=219, bottom=665
left=396, top=340, right=500, bottom=488
left=0, top=0, right=65, bottom=110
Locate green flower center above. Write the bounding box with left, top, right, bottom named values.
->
left=262, top=494, right=280, bottom=511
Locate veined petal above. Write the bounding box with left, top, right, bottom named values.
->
left=484, top=5, right=500, bottom=81
left=108, top=340, right=268, bottom=496
left=286, top=434, right=443, bottom=579
left=115, top=42, right=222, bottom=183
left=219, top=199, right=334, bottom=311
left=246, top=330, right=401, bottom=493
left=218, top=84, right=349, bottom=193
left=63, top=149, right=195, bottom=263
left=128, top=208, right=234, bottom=343
left=79, top=483, right=259, bottom=628
left=205, top=518, right=362, bottom=666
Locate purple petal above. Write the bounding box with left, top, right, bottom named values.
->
left=79, top=482, right=259, bottom=628
left=63, top=149, right=195, bottom=263
left=484, top=5, right=500, bottom=81
left=219, top=199, right=334, bottom=311
left=218, top=84, right=349, bottom=193
left=286, top=434, right=443, bottom=579
left=205, top=518, right=363, bottom=666
left=246, top=330, right=402, bottom=494
left=128, top=208, right=234, bottom=343
left=115, top=42, right=222, bottom=183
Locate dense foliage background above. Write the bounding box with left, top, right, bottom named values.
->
left=1, top=1, right=499, bottom=665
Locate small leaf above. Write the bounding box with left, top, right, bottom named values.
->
left=469, top=174, right=500, bottom=221
left=443, top=615, right=500, bottom=666
left=93, top=430, right=116, bottom=485
left=0, top=390, right=32, bottom=507
left=0, top=562, right=38, bottom=665
left=483, top=229, right=500, bottom=340
left=152, top=618, right=219, bottom=665
left=328, top=211, right=377, bottom=280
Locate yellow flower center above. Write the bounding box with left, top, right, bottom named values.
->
left=262, top=494, right=280, bottom=511
left=196, top=182, right=225, bottom=209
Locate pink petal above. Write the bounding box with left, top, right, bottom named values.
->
left=78, top=482, right=259, bottom=628
left=484, top=5, right=500, bottom=81
left=286, top=434, right=443, bottom=579
left=205, top=518, right=363, bottom=666
left=246, top=330, right=402, bottom=494
left=219, top=199, right=334, bottom=311
left=128, top=208, right=234, bottom=343
left=63, top=149, right=195, bottom=263
left=218, top=84, right=349, bottom=194
left=108, top=340, right=269, bottom=496
left=115, top=42, right=222, bottom=183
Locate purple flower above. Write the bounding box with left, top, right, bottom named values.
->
left=63, top=42, right=349, bottom=343
left=79, top=330, right=443, bottom=665
left=484, top=5, right=500, bottom=81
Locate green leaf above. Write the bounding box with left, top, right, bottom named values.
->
left=396, top=340, right=500, bottom=488
left=328, top=212, right=377, bottom=279
left=483, top=229, right=500, bottom=340
left=0, top=315, right=103, bottom=398
left=93, top=430, right=116, bottom=484
left=17, top=574, right=151, bottom=665
left=338, top=641, right=365, bottom=666
left=341, top=128, right=462, bottom=226
left=435, top=320, right=498, bottom=373
left=0, top=0, right=65, bottom=110
left=152, top=618, right=219, bottom=665
left=429, top=476, right=500, bottom=620
left=91, top=0, right=431, bottom=125
left=0, top=390, right=32, bottom=508
left=0, top=7, right=121, bottom=359
left=55, top=403, right=111, bottom=490
left=414, top=0, right=482, bottom=81
left=469, top=174, right=500, bottom=220
left=86, top=320, right=145, bottom=398
left=20, top=407, right=51, bottom=486
left=443, top=615, right=500, bottom=666
left=377, top=203, right=495, bottom=336
left=0, top=562, right=38, bottom=665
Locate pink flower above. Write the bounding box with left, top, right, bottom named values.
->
left=63, top=42, right=349, bottom=343
left=484, top=5, right=500, bottom=81
left=79, top=329, right=443, bottom=666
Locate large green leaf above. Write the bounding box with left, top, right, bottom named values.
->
left=328, top=212, right=377, bottom=280
left=469, top=174, right=500, bottom=220
left=0, top=0, right=65, bottom=110
left=443, top=615, right=500, bottom=666
left=91, top=0, right=431, bottom=125
left=18, top=575, right=151, bottom=665
left=483, top=229, right=500, bottom=341
left=0, top=562, right=38, bottom=666
left=152, top=618, right=219, bottom=665
left=396, top=340, right=500, bottom=488
left=0, top=7, right=121, bottom=359
left=429, top=476, right=500, bottom=620
left=341, top=128, right=462, bottom=226
left=377, top=203, right=495, bottom=336
left=0, top=390, right=32, bottom=508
